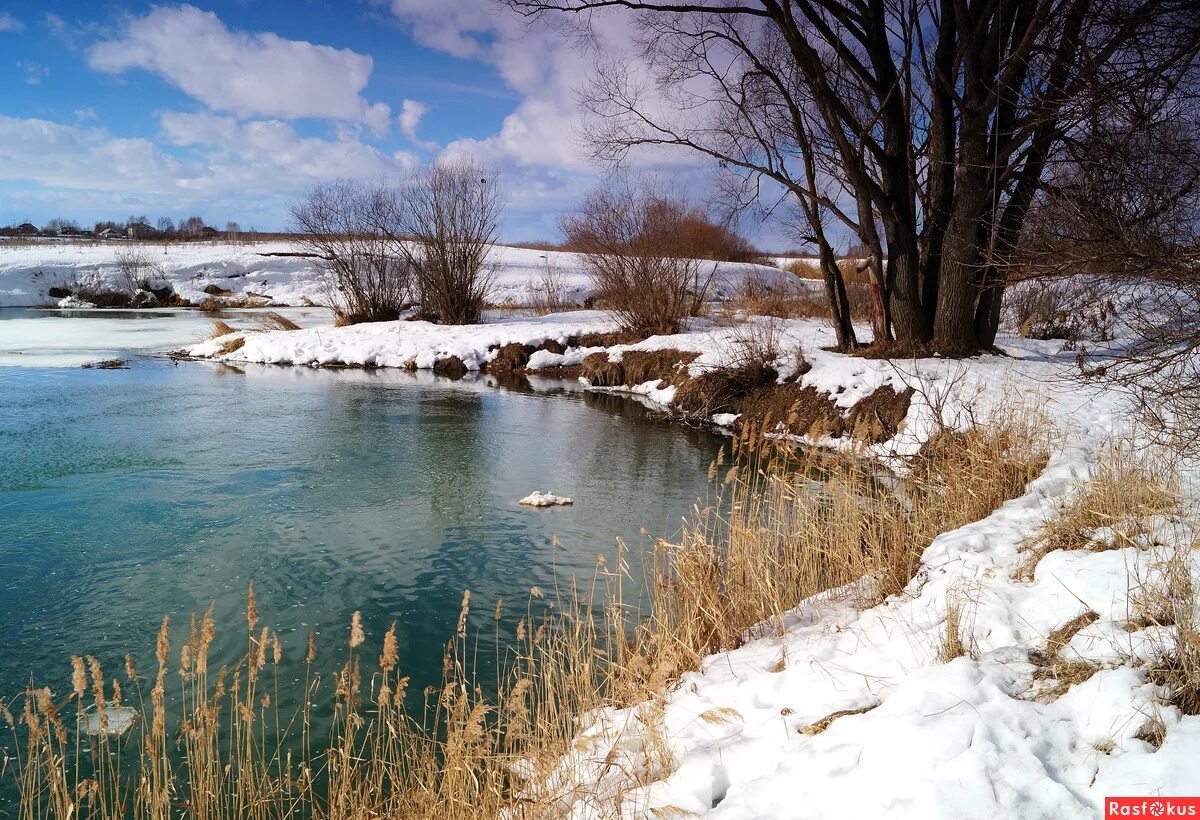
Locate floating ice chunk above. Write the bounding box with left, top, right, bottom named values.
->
left=518, top=491, right=574, bottom=507
left=58, top=295, right=96, bottom=309
left=82, top=705, right=138, bottom=736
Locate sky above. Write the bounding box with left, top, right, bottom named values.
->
left=0, top=0, right=790, bottom=245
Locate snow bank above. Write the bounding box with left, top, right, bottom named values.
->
left=181, top=310, right=620, bottom=370
left=538, top=421, right=1200, bottom=818
left=181, top=308, right=1101, bottom=457
left=0, top=240, right=787, bottom=309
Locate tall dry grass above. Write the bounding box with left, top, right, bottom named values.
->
left=3, top=411, right=1049, bottom=818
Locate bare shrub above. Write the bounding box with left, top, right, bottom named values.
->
left=528, top=256, right=573, bottom=315
left=1003, top=278, right=1116, bottom=342
left=562, top=179, right=717, bottom=336
left=396, top=157, right=500, bottom=325
left=114, top=246, right=166, bottom=293
left=290, top=179, right=413, bottom=324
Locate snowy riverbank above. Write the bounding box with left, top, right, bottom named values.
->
left=183, top=305, right=1200, bottom=816
left=0, top=240, right=788, bottom=309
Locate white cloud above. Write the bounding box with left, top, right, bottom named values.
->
left=17, top=61, right=49, bottom=85
left=0, top=114, right=416, bottom=219
left=88, top=5, right=391, bottom=135
left=157, top=111, right=417, bottom=183
left=74, top=107, right=99, bottom=122
left=387, top=1, right=770, bottom=242
left=398, top=99, right=437, bottom=150
left=0, top=13, right=24, bottom=33
left=0, top=116, right=187, bottom=195
left=387, top=2, right=707, bottom=173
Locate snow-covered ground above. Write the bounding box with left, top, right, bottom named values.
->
left=183, top=309, right=621, bottom=370
left=10, top=237, right=1197, bottom=815
left=184, top=308, right=1200, bottom=816
left=538, top=385, right=1198, bottom=818
left=0, top=240, right=786, bottom=308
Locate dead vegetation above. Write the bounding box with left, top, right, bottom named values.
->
left=1018, top=443, right=1180, bottom=578
left=257, top=311, right=302, bottom=332
left=1017, top=443, right=1200, bottom=719
left=798, top=704, right=879, bottom=736
left=1028, top=611, right=1103, bottom=699
left=215, top=336, right=246, bottom=356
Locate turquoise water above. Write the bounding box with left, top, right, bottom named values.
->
left=0, top=352, right=723, bottom=707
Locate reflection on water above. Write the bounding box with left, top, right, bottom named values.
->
left=0, top=359, right=723, bottom=715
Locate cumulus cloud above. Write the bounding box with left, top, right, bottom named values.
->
left=157, top=111, right=417, bottom=183
left=398, top=99, right=437, bottom=150
left=88, top=5, right=391, bottom=134
left=0, top=113, right=415, bottom=216
left=0, top=13, right=24, bottom=32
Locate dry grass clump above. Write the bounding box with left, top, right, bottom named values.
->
left=199, top=295, right=270, bottom=313
left=257, top=312, right=301, bottom=331
left=845, top=386, right=915, bottom=442
left=785, top=258, right=871, bottom=286
left=1018, top=443, right=1180, bottom=578
left=1141, top=549, right=1200, bottom=715
left=216, top=336, right=246, bottom=356
left=938, top=594, right=971, bottom=663
left=734, top=268, right=874, bottom=323
left=484, top=342, right=532, bottom=374
left=728, top=274, right=828, bottom=320
left=209, top=319, right=236, bottom=338
left=674, top=363, right=780, bottom=418
left=1028, top=611, right=1102, bottom=699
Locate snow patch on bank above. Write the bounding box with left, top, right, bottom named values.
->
left=537, top=430, right=1200, bottom=818
left=183, top=311, right=620, bottom=370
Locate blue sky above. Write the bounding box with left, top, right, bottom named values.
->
left=0, top=1, right=788, bottom=245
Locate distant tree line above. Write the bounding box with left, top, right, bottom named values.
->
left=0, top=215, right=254, bottom=241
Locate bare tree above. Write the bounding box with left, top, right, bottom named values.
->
left=505, top=0, right=1200, bottom=355
left=179, top=216, right=206, bottom=241
left=290, top=180, right=414, bottom=324
left=394, top=157, right=501, bottom=325
left=562, top=177, right=717, bottom=335
left=1013, top=113, right=1200, bottom=453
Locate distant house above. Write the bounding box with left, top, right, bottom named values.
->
left=199, top=226, right=220, bottom=240
left=98, top=227, right=122, bottom=239
left=15, top=222, right=38, bottom=236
